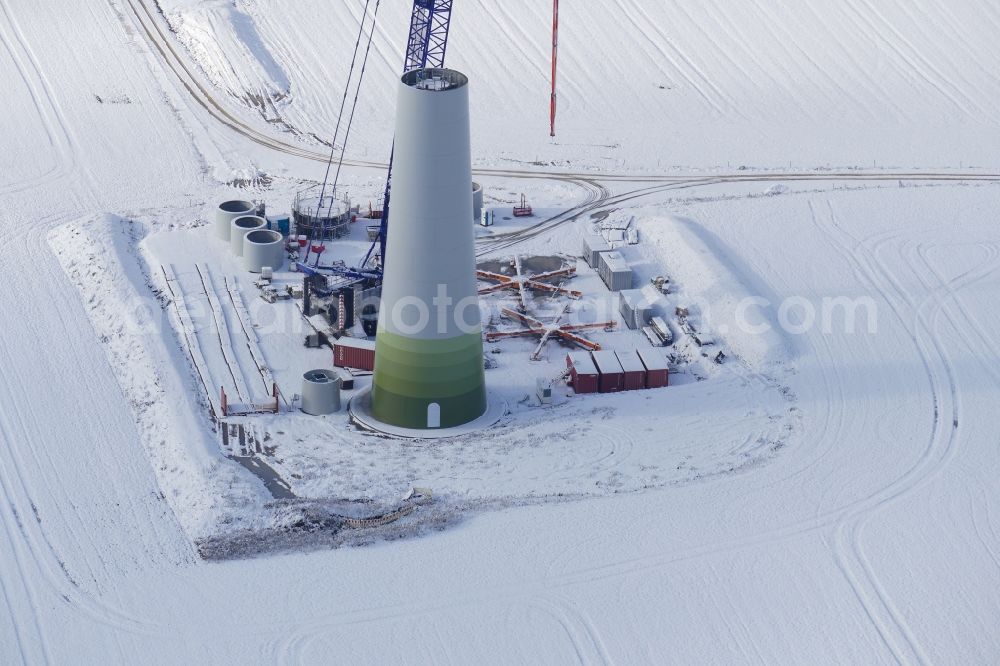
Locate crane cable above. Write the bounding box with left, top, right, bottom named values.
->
left=304, top=0, right=374, bottom=263
left=324, top=0, right=383, bottom=218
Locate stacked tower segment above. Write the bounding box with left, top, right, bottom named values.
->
left=371, top=68, right=487, bottom=430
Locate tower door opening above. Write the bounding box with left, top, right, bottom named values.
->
left=427, top=402, right=441, bottom=428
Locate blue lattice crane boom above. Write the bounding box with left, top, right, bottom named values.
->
left=405, top=0, right=454, bottom=71
left=365, top=0, right=454, bottom=270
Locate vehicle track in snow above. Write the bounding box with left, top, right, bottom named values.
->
left=844, top=0, right=986, bottom=118
left=813, top=205, right=942, bottom=664
left=0, top=213, right=184, bottom=665
left=126, top=0, right=1000, bottom=193
left=809, top=202, right=1000, bottom=664
left=0, top=0, right=76, bottom=197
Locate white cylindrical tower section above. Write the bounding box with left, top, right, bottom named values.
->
left=215, top=200, right=256, bottom=241
left=372, top=68, right=487, bottom=430
left=301, top=369, right=341, bottom=415
left=230, top=215, right=266, bottom=257
left=381, top=68, right=477, bottom=340
left=243, top=229, right=285, bottom=273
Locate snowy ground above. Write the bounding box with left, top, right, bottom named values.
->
left=3, top=0, right=1000, bottom=663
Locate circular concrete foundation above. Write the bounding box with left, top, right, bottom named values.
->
left=349, top=387, right=507, bottom=439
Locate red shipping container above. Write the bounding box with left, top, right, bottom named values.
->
left=615, top=350, right=647, bottom=391
left=638, top=348, right=670, bottom=388
left=566, top=353, right=599, bottom=395
left=591, top=350, right=625, bottom=393
left=333, top=337, right=376, bottom=371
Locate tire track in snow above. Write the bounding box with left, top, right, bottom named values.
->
left=0, top=436, right=50, bottom=664
left=813, top=202, right=938, bottom=665
left=0, top=0, right=75, bottom=197
left=745, top=0, right=876, bottom=123
left=889, top=0, right=1000, bottom=119
left=612, top=0, right=728, bottom=117
left=968, top=480, right=1000, bottom=575
left=525, top=593, right=613, bottom=665
left=816, top=203, right=1000, bottom=665
left=0, top=324, right=177, bottom=649
left=913, top=240, right=1000, bottom=388
left=843, top=0, right=986, bottom=119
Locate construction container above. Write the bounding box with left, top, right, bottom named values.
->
left=536, top=377, right=553, bottom=404
left=333, top=337, right=376, bottom=371
left=583, top=233, right=611, bottom=268
left=615, top=350, right=647, bottom=391
left=336, top=368, right=355, bottom=390
left=267, top=216, right=291, bottom=237
left=591, top=350, right=625, bottom=393
left=638, top=348, right=670, bottom=389
left=301, top=369, right=341, bottom=415
left=566, top=352, right=599, bottom=395
left=619, top=289, right=653, bottom=330
left=599, top=251, right=632, bottom=291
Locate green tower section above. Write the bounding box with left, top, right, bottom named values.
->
left=371, top=330, right=486, bottom=429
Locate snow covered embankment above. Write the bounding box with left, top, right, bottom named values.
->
left=48, top=214, right=268, bottom=542
left=636, top=214, right=792, bottom=371
left=158, top=0, right=290, bottom=107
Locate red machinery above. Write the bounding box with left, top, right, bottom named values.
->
left=513, top=194, right=533, bottom=217
left=477, top=255, right=580, bottom=310
left=486, top=307, right=615, bottom=361
left=551, top=0, right=559, bottom=137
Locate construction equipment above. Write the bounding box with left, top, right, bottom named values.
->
left=365, top=0, right=455, bottom=272
left=477, top=255, right=580, bottom=310
left=551, top=0, right=559, bottom=137
left=320, top=0, right=561, bottom=276
left=486, top=306, right=615, bottom=361
left=513, top=194, right=534, bottom=217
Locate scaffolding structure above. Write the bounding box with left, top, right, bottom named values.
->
left=292, top=186, right=352, bottom=241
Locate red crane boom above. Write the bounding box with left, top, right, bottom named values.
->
left=550, top=0, right=559, bottom=137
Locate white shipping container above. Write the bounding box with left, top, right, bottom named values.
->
left=619, top=289, right=653, bottom=329
left=599, top=251, right=633, bottom=291
left=582, top=234, right=611, bottom=268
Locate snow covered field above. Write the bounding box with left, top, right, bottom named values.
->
left=3, top=0, right=1000, bottom=663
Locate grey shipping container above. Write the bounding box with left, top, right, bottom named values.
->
left=582, top=233, right=611, bottom=268
left=619, top=289, right=653, bottom=330
left=599, top=251, right=632, bottom=291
